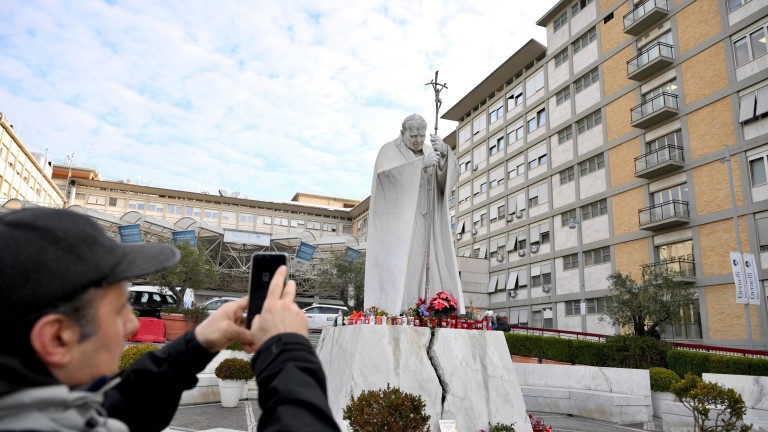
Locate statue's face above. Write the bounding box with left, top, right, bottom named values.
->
left=403, top=122, right=426, bottom=152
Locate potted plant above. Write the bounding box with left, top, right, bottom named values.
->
left=119, top=343, right=158, bottom=371
left=214, top=357, right=254, bottom=408
left=159, top=305, right=191, bottom=341
left=182, top=304, right=209, bottom=327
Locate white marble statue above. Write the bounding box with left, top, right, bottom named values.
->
left=364, top=114, right=464, bottom=315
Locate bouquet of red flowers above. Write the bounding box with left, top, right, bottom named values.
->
left=426, top=291, right=458, bottom=319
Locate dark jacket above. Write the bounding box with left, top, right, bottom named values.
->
left=253, top=333, right=339, bottom=432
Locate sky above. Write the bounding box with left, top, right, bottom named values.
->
left=0, top=0, right=553, bottom=202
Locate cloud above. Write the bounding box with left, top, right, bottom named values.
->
left=0, top=0, right=551, bottom=201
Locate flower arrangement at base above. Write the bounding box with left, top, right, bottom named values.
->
left=426, top=291, right=458, bottom=319
left=344, top=310, right=364, bottom=325
left=528, top=414, right=551, bottom=432
left=364, top=306, right=388, bottom=317
left=465, top=305, right=481, bottom=321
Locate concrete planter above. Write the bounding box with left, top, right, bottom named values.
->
left=218, top=379, right=245, bottom=408
left=651, top=391, right=677, bottom=419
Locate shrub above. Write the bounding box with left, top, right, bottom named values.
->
left=342, top=384, right=430, bottom=432
left=670, top=373, right=753, bottom=432
left=120, top=343, right=159, bottom=371
left=225, top=340, right=245, bottom=351
left=668, top=349, right=768, bottom=378
left=486, top=422, right=516, bottom=431
left=649, top=367, right=681, bottom=392
left=182, top=305, right=209, bottom=326
left=603, top=335, right=671, bottom=369
left=504, top=333, right=608, bottom=366
left=215, top=358, right=254, bottom=381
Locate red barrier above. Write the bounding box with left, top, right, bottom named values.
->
left=129, top=317, right=166, bottom=343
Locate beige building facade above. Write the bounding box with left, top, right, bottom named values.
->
left=445, top=0, right=768, bottom=348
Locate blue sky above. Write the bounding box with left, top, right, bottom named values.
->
left=0, top=1, right=551, bottom=202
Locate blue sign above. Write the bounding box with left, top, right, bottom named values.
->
left=345, top=246, right=361, bottom=262
left=172, top=230, right=197, bottom=246
left=296, top=242, right=317, bottom=262
left=118, top=224, right=143, bottom=244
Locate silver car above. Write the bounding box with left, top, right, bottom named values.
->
left=199, top=296, right=240, bottom=315
left=302, top=304, right=348, bottom=332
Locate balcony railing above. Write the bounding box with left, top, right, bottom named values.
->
left=630, top=93, right=679, bottom=128
left=634, top=144, right=685, bottom=178
left=643, top=257, right=696, bottom=279
left=627, top=42, right=675, bottom=81
left=638, top=199, right=690, bottom=229
left=624, top=0, right=670, bottom=35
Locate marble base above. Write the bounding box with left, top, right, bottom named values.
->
left=317, top=326, right=531, bottom=432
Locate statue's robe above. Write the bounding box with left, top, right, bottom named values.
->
left=364, top=136, right=464, bottom=315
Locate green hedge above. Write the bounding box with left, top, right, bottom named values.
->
left=668, top=349, right=768, bottom=377
left=504, top=333, right=608, bottom=366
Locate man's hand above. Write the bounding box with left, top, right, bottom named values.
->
left=430, top=135, right=449, bottom=158
left=248, top=266, right=308, bottom=352
left=194, top=296, right=254, bottom=353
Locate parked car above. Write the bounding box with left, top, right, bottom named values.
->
left=129, top=286, right=177, bottom=318
left=199, top=296, right=240, bottom=315
left=302, top=304, right=348, bottom=332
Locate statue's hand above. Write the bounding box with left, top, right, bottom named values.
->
left=423, top=152, right=439, bottom=169
left=430, top=135, right=449, bottom=157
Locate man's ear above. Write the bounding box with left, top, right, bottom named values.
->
left=29, top=314, right=81, bottom=367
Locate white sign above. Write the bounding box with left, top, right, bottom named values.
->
left=290, top=257, right=310, bottom=272
left=743, top=253, right=760, bottom=305
left=223, top=229, right=270, bottom=246
left=438, top=420, right=457, bottom=432
left=731, top=252, right=748, bottom=304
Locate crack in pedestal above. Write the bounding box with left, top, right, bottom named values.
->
left=426, top=328, right=447, bottom=418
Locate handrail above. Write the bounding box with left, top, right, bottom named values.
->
left=508, top=325, right=768, bottom=359
left=624, top=0, right=669, bottom=28
left=638, top=199, right=689, bottom=225
left=627, top=42, right=674, bottom=74
left=631, top=92, right=679, bottom=122
left=634, top=144, right=684, bottom=172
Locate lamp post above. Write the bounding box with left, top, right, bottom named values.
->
left=569, top=217, right=587, bottom=333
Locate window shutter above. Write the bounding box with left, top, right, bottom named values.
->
left=487, top=275, right=498, bottom=293
left=517, top=193, right=527, bottom=210
left=530, top=224, right=541, bottom=241
left=490, top=203, right=499, bottom=220
left=507, top=271, right=519, bottom=289
left=507, top=232, right=519, bottom=249
left=757, top=87, right=768, bottom=117
left=519, top=310, right=529, bottom=323
left=479, top=244, right=488, bottom=259
left=531, top=265, right=542, bottom=277
left=498, top=273, right=507, bottom=290
left=758, top=218, right=768, bottom=246
left=509, top=310, right=520, bottom=324
left=739, top=92, right=757, bottom=123
left=539, top=183, right=549, bottom=203
left=489, top=239, right=499, bottom=253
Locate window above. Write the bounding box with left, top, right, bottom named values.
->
left=563, top=253, right=579, bottom=270
left=490, top=167, right=505, bottom=189
left=527, top=143, right=548, bottom=170
left=489, top=104, right=504, bottom=124
left=472, top=113, right=487, bottom=135
left=222, top=211, right=235, bottom=222
left=273, top=217, right=289, bottom=226
left=128, top=200, right=145, bottom=211
left=739, top=85, right=768, bottom=124
left=554, top=11, right=568, bottom=32
left=583, top=246, right=611, bottom=266
left=529, top=182, right=549, bottom=207
left=657, top=240, right=693, bottom=262
left=652, top=183, right=689, bottom=206
left=525, top=70, right=545, bottom=97
left=750, top=155, right=768, bottom=186
left=530, top=221, right=551, bottom=245
left=508, top=156, right=526, bottom=179
left=561, top=208, right=578, bottom=226
left=186, top=207, right=201, bottom=217
left=729, top=0, right=751, bottom=12
left=87, top=195, right=106, bottom=205
left=559, top=166, right=576, bottom=185
left=644, top=80, right=678, bottom=102
left=756, top=216, right=768, bottom=251
left=571, top=0, right=594, bottom=16
left=510, top=231, right=527, bottom=252
left=459, top=126, right=471, bottom=144
left=240, top=213, right=255, bottom=223
left=579, top=153, right=605, bottom=176
left=203, top=209, right=219, bottom=220
left=554, top=48, right=569, bottom=67
left=565, top=298, right=604, bottom=316
left=323, top=223, right=337, bottom=232
left=530, top=263, right=552, bottom=287
left=647, top=130, right=684, bottom=153
left=577, top=110, right=602, bottom=134
left=307, top=221, right=322, bottom=230
left=509, top=125, right=524, bottom=146
left=507, top=87, right=524, bottom=110
left=556, top=86, right=571, bottom=106
left=459, top=185, right=471, bottom=203
left=572, top=27, right=597, bottom=54
left=734, top=23, right=768, bottom=67
left=557, top=126, right=573, bottom=144
left=459, top=158, right=472, bottom=173
left=489, top=136, right=505, bottom=155
left=575, top=68, right=599, bottom=93
left=581, top=198, right=608, bottom=220
left=527, top=108, right=547, bottom=133
left=473, top=210, right=489, bottom=228
left=109, top=197, right=126, bottom=208
left=148, top=203, right=164, bottom=214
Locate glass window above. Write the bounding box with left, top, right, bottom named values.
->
left=556, top=86, right=571, bottom=105
left=554, top=11, right=568, bottom=32
left=558, top=126, right=573, bottom=144
left=750, top=156, right=768, bottom=186
left=750, top=28, right=768, bottom=59
left=554, top=48, right=569, bottom=67
left=560, top=167, right=576, bottom=185
left=734, top=37, right=751, bottom=67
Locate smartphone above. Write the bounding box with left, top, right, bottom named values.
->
left=246, top=252, right=288, bottom=329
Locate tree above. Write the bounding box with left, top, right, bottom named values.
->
left=315, top=251, right=365, bottom=311
left=147, top=241, right=217, bottom=309
left=603, top=265, right=697, bottom=337
left=670, top=373, right=752, bottom=432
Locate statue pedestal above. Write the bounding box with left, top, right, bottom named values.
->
left=317, top=326, right=532, bottom=432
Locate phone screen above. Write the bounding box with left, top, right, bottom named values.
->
left=247, top=252, right=288, bottom=329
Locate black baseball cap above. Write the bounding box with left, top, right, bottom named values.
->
left=0, top=208, right=181, bottom=323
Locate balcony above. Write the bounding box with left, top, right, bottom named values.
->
left=630, top=93, right=679, bottom=129
left=624, top=0, right=670, bottom=36
left=634, top=145, right=685, bottom=178
left=627, top=42, right=675, bottom=81
left=638, top=200, right=690, bottom=230
left=643, top=258, right=696, bottom=283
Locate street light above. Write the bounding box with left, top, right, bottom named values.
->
left=569, top=217, right=587, bottom=333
